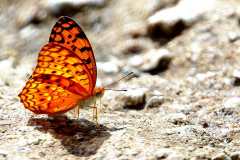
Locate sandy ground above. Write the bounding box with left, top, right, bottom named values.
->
left=1, top=0, right=240, bottom=159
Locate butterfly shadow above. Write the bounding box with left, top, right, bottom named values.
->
left=27, top=115, right=111, bottom=157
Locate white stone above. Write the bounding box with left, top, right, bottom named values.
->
left=233, top=69, right=240, bottom=78
left=46, top=0, right=105, bottom=14
left=97, top=61, right=119, bottom=74
left=140, top=48, right=173, bottom=71
left=223, top=97, right=240, bottom=109
left=145, top=96, right=164, bottom=108
left=212, top=153, right=230, bottom=160
left=128, top=55, right=144, bottom=67
left=20, top=25, right=40, bottom=40
left=148, top=0, right=216, bottom=27
left=120, top=88, right=147, bottom=109
left=154, top=148, right=184, bottom=160
left=165, top=113, right=187, bottom=125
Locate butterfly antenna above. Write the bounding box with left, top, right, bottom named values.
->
left=104, top=72, right=134, bottom=91
left=104, top=88, right=128, bottom=91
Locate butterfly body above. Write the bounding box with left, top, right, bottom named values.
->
left=18, top=16, right=104, bottom=115
left=78, top=88, right=104, bottom=109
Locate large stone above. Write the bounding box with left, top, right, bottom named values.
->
left=147, top=0, right=216, bottom=38
left=129, top=48, right=173, bottom=74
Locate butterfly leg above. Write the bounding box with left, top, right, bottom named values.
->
left=77, top=105, right=80, bottom=119
left=72, top=105, right=81, bottom=119
left=89, top=100, right=99, bottom=127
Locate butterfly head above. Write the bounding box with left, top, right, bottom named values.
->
left=93, top=87, right=105, bottom=97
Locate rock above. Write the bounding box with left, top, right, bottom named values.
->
left=46, top=0, right=106, bottom=16
left=147, top=0, right=216, bottom=39
left=232, top=69, right=240, bottom=86
left=19, top=25, right=40, bottom=40
left=165, top=113, right=188, bottom=125
left=97, top=61, right=120, bottom=74
left=223, top=97, right=240, bottom=109
left=121, top=38, right=154, bottom=55
left=103, top=88, right=147, bottom=111
left=123, top=22, right=147, bottom=38
left=230, top=152, right=240, bottom=160
left=130, top=48, right=173, bottom=74
left=128, top=55, right=144, bottom=67
left=0, top=149, right=7, bottom=159
left=195, top=71, right=216, bottom=82
left=154, top=148, right=184, bottom=160
left=145, top=96, right=164, bottom=108
left=228, top=32, right=240, bottom=43
left=119, top=88, right=147, bottom=110
left=212, top=153, right=230, bottom=160
left=16, top=3, right=47, bottom=28
left=168, top=104, right=192, bottom=114
left=146, top=0, right=179, bottom=14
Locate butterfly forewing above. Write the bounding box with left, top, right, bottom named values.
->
left=49, top=16, right=97, bottom=92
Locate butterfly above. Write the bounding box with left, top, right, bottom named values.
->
left=18, top=16, right=104, bottom=117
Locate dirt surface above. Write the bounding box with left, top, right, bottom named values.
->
left=1, top=0, right=240, bottom=159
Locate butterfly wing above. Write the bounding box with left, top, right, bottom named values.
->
left=49, top=16, right=97, bottom=93
left=19, top=79, right=81, bottom=114
left=19, top=16, right=98, bottom=114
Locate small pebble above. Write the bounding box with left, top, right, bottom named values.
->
left=121, top=88, right=147, bottom=110
left=212, top=153, right=230, bottom=160
left=138, top=48, right=173, bottom=74
left=165, top=113, right=188, bottom=125
left=122, top=39, right=153, bottom=55
left=145, top=96, right=164, bottom=108
left=232, top=69, right=240, bottom=86
left=154, top=148, right=184, bottom=160
left=228, top=32, right=240, bottom=43
left=16, top=4, right=47, bottom=27
left=46, top=0, right=106, bottom=16
left=97, top=61, right=119, bottom=74
left=223, top=97, right=240, bottom=109
left=230, top=152, right=240, bottom=160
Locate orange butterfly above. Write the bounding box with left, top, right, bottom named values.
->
left=18, top=16, right=104, bottom=116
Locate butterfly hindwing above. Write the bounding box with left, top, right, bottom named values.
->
left=19, top=79, right=81, bottom=114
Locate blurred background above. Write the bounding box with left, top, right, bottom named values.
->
left=0, top=0, right=182, bottom=87
left=2, top=0, right=240, bottom=159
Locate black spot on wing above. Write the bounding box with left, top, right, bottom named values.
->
left=82, top=58, right=91, bottom=64
left=56, top=35, right=65, bottom=43
left=80, top=47, right=91, bottom=52
left=42, top=74, right=51, bottom=80
left=72, top=63, right=81, bottom=67
left=71, top=45, right=77, bottom=52
left=76, top=32, right=86, bottom=39
left=58, top=16, right=71, bottom=23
